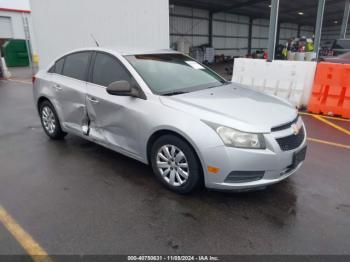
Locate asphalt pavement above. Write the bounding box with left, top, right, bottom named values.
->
left=0, top=76, right=349, bottom=256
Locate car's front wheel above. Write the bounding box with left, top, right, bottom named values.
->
left=39, top=100, right=67, bottom=140
left=151, top=135, right=202, bottom=194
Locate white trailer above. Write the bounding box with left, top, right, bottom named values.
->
left=30, top=0, right=170, bottom=68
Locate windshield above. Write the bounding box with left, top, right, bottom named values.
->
left=125, top=53, right=227, bottom=95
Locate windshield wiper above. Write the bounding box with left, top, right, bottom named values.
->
left=162, top=91, right=188, bottom=96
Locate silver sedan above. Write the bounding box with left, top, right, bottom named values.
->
left=33, top=48, right=307, bottom=194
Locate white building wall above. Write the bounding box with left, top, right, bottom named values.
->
left=0, top=11, right=26, bottom=39
left=0, top=10, right=36, bottom=59
left=30, top=0, right=170, bottom=68
left=0, top=0, right=30, bottom=11
left=0, top=16, right=13, bottom=38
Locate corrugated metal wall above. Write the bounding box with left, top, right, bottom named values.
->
left=279, top=23, right=298, bottom=43
left=212, top=12, right=249, bottom=56
left=300, top=25, right=314, bottom=38
left=251, top=18, right=269, bottom=53
left=170, top=5, right=209, bottom=48
left=170, top=5, right=250, bottom=56
left=321, top=25, right=350, bottom=46
left=170, top=5, right=319, bottom=57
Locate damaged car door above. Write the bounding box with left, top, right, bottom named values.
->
left=85, top=52, right=144, bottom=158
left=56, top=51, right=92, bottom=133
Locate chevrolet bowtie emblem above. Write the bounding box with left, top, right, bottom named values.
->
left=291, top=123, right=300, bottom=135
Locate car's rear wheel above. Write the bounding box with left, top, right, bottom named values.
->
left=151, top=135, right=202, bottom=194
left=39, top=100, right=67, bottom=140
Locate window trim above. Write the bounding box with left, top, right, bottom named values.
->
left=124, top=53, right=228, bottom=95
left=61, top=51, right=93, bottom=82
left=48, top=65, right=55, bottom=73
left=47, top=51, right=93, bottom=82
left=88, top=51, right=134, bottom=86
left=46, top=50, right=147, bottom=99
left=52, top=57, right=65, bottom=75
left=48, top=57, right=65, bottom=75
left=88, top=51, right=147, bottom=99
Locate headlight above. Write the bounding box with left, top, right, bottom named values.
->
left=204, top=122, right=266, bottom=149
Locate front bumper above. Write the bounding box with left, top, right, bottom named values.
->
left=201, top=125, right=307, bottom=191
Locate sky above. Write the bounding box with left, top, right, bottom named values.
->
left=0, top=0, right=30, bottom=10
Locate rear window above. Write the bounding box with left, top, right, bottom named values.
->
left=62, top=52, right=91, bottom=81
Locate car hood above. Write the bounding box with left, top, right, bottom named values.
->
left=322, top=56, right=338, bottom=61
left=322, top=56, right=350, bottom=63
left=159, top=83, right=297, bottom=133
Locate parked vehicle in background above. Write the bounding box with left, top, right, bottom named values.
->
left=331, top=39, right=350, bottom=56
left=319, top=52, right=350, bottom=64
left=32, top=47, right=307, bottom=194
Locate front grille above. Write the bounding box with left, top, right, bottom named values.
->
left=271, top=116, right=299, bottom=132
left=276, top=128, right=305, bottom=151
left=225, top=171, right=265, bottom=183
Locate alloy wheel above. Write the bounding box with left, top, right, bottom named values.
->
left=156, top=144, right=189, bottom=187
left=41, top=106, right=56, bottom=134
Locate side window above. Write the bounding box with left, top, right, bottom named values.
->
left=48, top=65, right=55, bottom=73
left=48, top=58, right=64, bottom=74
left=54, top=58, right=65, bottom=74
left=92, top=53, right=133, bottom=87
left=62, top=52, right=91, bottom=81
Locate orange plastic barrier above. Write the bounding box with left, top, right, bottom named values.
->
left=308, top=62, right=350, bottom=119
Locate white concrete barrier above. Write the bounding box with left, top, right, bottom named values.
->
left=0, top=58, right=11, bottom=79
left=232, top=58, right=316, bottom=108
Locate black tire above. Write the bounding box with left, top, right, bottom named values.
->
left=150, top=135, right=203, bottom=194
left=39, top=100, right=67, bottom=140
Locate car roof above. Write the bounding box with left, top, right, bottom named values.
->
left=119, top=48, right=181, bottom=55
left=60, top=47, right=180, bottom=56
left=48, top=47, right=183, bottom=70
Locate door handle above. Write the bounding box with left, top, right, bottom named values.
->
left=53, top=84, right=62, bottom=91
left=87, top=96, right=99, bottom=103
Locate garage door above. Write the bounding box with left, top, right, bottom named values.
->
left=0, top=17, right=13, bottom=38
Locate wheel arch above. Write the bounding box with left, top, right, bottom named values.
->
left=36, top=96, right=64, bottom=128
left=37, top=96, right=51, bottom=113
left=146, top=129, right=205, bottom=176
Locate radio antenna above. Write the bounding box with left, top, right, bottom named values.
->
left=90, top=34, right=100, bottom=47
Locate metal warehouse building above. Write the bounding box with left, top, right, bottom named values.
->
left=26, top=0, right=350, bottom=67
left=0, top=8, right=31, bottom=41
left=168, top=0, right=350, bottom=58
left=169, top=4, right=313, bottom=57
left=0, top=1, right=35, bottom=54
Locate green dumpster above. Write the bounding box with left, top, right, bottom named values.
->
left=2, top=40, right=29, bottom=67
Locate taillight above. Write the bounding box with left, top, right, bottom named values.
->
left=32, top=76, right=36, bottom=83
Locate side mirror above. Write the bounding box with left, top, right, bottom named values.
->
left=106, top=80, right=139, bottom=97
